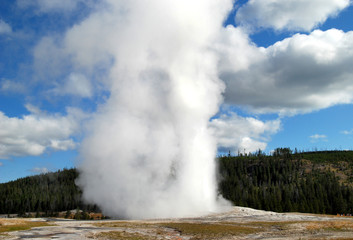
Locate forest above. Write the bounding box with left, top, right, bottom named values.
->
left=219, top=148, right=353, bottom=214
left=0, top=148, right=353, bottom=216
left=0, top=168, right=99, bottom=217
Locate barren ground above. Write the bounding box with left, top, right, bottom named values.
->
left=1, top=207, right=353, bottom=239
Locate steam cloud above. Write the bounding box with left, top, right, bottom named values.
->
left=77, top=0, right=232, bottom=219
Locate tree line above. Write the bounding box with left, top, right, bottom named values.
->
left=0, top=168, right=99, bottom=216
left=1, top=148, right=353, bottom=216
left=218, top=148, right=353, bottom=214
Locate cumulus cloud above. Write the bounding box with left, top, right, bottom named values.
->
left=16, top=0, right=86, bottom=13
left=209, top=113, right=281, bottom=154
left=0, top=79, right=26, bottom=93
left=31, top=1, right=353, bottom=117
left=216, top=25, right=264, bottom=73
left=221, top=28, right=353, bottom=115
left=50, top=73, right=93, bottom=98
left=33, top=31, right=112, bottom=99
left=33, top=4, right=115, bottom=76
left=310, top=134, right=328, bottom=142
left=235, top=0, right=350, bottom=31
left=0, top=106, right=85, bottom=159
left=0, top=20, right=12, bottom=34
left=33, top=37, right=70, bottom=81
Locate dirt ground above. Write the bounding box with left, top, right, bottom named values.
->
left=1, top=207, right=353, bottom=239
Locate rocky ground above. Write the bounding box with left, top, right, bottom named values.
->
left=1, top=207, right=353, bottom=239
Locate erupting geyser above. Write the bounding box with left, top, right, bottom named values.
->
left=77, top=0, right=233, bottom=219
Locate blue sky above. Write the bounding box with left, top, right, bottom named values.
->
left=1, top=0, right=353, bottom=183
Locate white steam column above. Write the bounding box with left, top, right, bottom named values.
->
left=77, top=0, right=232, bottom=219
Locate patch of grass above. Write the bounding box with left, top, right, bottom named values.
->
left=95, top=221, right=265, bottom=239
left=94, top=231, right=155, bottom=240
left=305, top=220, right=353, bottom=232
left=94, top=220, right=353, bottom=239
left=0, top=221, right=51, bottom=233
left=244, top=221, right=296, bottom=228
left=161, top=222, right=261, bottom=239
left=95, top=221, right=154, bottom=229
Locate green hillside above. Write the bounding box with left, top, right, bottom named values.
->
left=0, top=168, right=98, bottom=216
left=1, top=149, right=353, bottom=216
left=219, top=148, right=353, bottom=215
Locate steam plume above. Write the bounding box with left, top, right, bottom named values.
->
left=77, top=0, right=232, bottom=219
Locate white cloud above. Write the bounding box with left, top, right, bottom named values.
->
left=221, top=28, right=353, bottom=115
left=30, top=2, right=353, bottom=118
left=0, top=106, right=85, bottom=159
left=310, top=134, right=328, bottom=142
left=33, top=36, right=69, bottom=81
left=0, top=79, right=26, bottom=93
left=0, top=162, right=2, bottom=167
left=51, top=73, right=93, bottom=98
left=216, top=25, right=265, bottom=73
left=341, top=129, right=353, bottom=135
left=235, top=0, right=350, bottom=31
left=0, top=20, right=12, bottom=34
left=16, top=0, right=86, bottom=12
left=33, top=38, right=99, bottom=98
left=209, top=113, right=281, bottom=154
left=32, top=30, right=112, bottom=98
left=30, top=167, right=49, bottom=174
